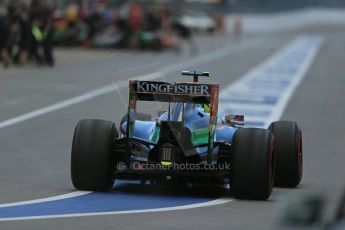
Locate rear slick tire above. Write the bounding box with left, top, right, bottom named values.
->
left=71, top=119, right=118, bottom=191
left=230, top=128, right=274, bottom=200
left=268, top=121, right=302, bottom=188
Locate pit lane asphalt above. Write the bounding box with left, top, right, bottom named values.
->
left=0, top=26, right=344, bottom=229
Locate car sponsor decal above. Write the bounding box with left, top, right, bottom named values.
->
left=133, top=81, right=211, bottom=95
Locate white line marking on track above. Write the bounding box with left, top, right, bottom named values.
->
left=0, top=191, right=91, bottom=208
left=219, top=35, right=323, bottom=127
left=266, top=37, right=323, bottom=126
left=0, top=198, right=232, bottom=222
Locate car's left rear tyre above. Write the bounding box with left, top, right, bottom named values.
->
left=71, top=119, right=118, bottom=191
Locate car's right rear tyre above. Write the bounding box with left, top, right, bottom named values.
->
left=268, top=121, right=302, bottom=187
left=71, top=119, right=118, bottom=191
left=230, top=128, right=274, bottom=200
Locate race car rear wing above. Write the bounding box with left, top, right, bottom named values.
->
left=129, top=81, right=213, bottom=103
left=127, top=80, right=219, bottom=163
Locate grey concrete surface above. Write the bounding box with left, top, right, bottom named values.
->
left=0, top=26, right=344, bottom=229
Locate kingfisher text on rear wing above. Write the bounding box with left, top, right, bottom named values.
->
left=133, top=81, right=211, bottom=95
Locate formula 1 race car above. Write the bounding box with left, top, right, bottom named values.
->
left=71, top=71, right=303, bottom=200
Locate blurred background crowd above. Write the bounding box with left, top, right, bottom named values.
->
left=0, top=0, right=55, bottom=68
left=0, top=0, right=228, bottom=69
